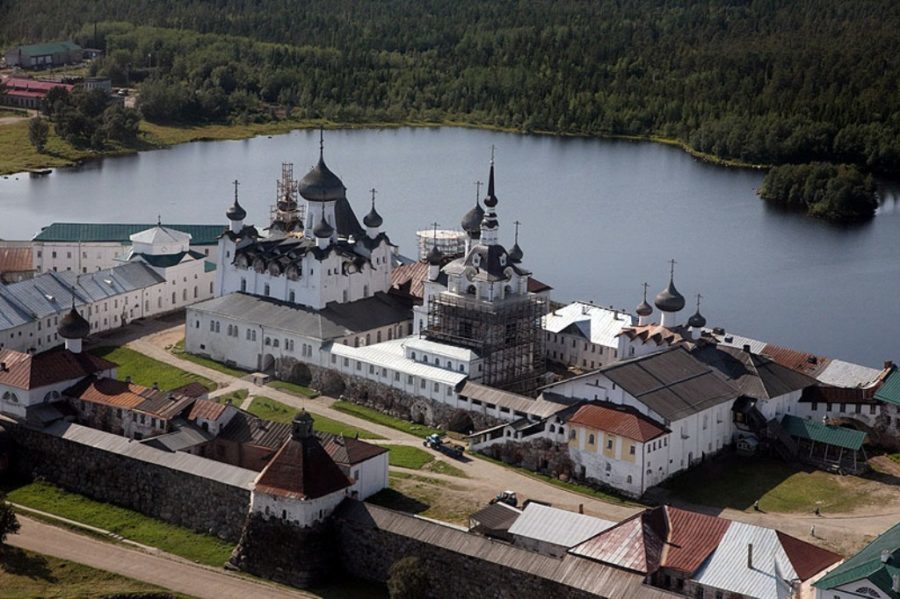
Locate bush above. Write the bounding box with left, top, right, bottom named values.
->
left=387, top=556, right=429, bottom=599
left=758, top=162, right=878, bottom=223
left=0, top=492, right=21, bottom=546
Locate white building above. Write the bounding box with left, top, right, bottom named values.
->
left=250, top=411, right=352, bottom=528
left=543, top=301, right=635, bottom=371
left=319, top=432, right=389, bottom=501
left=506, top=502, right=614, bottom=558
left=32, top=222, right=222, bottom=274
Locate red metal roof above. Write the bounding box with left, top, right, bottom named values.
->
left=66, top=376, right=150, bottom=409
left=761, top=343, right=831, bottom=375
left=776, top=530, right=842, bottom=580
left=0, top=348, right=115, bottom=390
left=254, top=435, right=351, bottom=500
left=2, top=77, right=74, bottom=93
left=570, top=511, right=664, bottom=574
left=568, top=403, right=667, bottom=443
left=527, top=276, right=553, bottom=293
left=0, top=247, right=34, bottom=273
left=320, top=432, right=389, bottom=465
left=661, top=506, right=730, bottom=573
left=187, top=399, right=227, bottom=422
left=390, top=260, right=429, bottom=300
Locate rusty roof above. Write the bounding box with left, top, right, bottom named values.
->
left=65, top=376, right=150, bottom=409
left=188, top=399, right=228, bottom=422
left=760, top=343, right=831, bottom=376
left=318, top=432, right=388, bottom=465
left=170, top=381, right=209, bottom=398
left=617, top=324, right=690, bottom=348
left=390, top=260, right=429, bottom=300
left=136, top=392, right=196, bottom=420
left=254, top=435, right=351, bottom=500
left=0, top=348, right=115, bottom=391
left=776, top=530, right=842, bottom=580
left=661, top=506, right=731, bottom=573
left=567, top=402, right=667, bottom=443
left=218, top=410, right=292, bottom=450
left=0, top=246, right=34, bottom=273
left=569, top=510, right=664, bottom=574
left=527, top=276, right=553, bottom=293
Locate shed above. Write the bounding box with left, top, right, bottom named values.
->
left=508, top=503, right=615, bottom=557
left=468, top=502, right=522, bottom=542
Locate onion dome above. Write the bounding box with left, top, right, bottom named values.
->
left=636, top=299, right=653, bottom=317
left=226, top=198, right=246, bottom=221
left=427, top=245, right=443, bottom=265
left=299, top=143, right=346, bottom=202
left=313, top=214, right=334, bottom=239
left=688, top=310, right=707, bottom=329
left=58, top=305, right=90, bottom=339
left=363, top=201, right=383, bottom=228
left=655, top=278, right=685, bottom=312
left=461, top=199, right=484, bottom=235
left=508, top=243, right=523, bottom=263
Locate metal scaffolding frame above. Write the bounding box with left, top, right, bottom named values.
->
left=424, top=291, right=546, bottom=396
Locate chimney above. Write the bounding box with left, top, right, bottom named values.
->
left=743, top=344, right=751, bottom=353
left=578, top=503, right=584, bottom=514
left=882, top=549, right=891, bottom=563
left=747, top=543, right=753, bottom=570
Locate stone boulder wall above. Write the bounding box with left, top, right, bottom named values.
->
left=8, top=423, right=249, bottom=542
left=230, top=513, right=338, bottom=588
left=271, top=357, right=502, bottom=431
left=481, top=438, right=575, bottom=480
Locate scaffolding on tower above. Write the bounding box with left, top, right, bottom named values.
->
left=424, top=291, right=546, bottom=396
left=269, top=162, right=305, bottom=236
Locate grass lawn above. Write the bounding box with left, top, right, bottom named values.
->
left=6, top=481, right=234, bottom=567
left=426, top=460, right=468, bottom=478
left=247, top=396, right=383, bottom=439
left=0, top=546, right=181, bottom=599
left=385, top=445, right=434, bottom=469
left=474, top=452, right=644, bottom=507
left=171, top=338, right=252, bottom=378
left=267, top=379, right=320, bottom=398
left=331, top=401, right=443, bottom=438
left=663, top=455, right=886, bottom=513
left=90, top=346, right=215, bottom=391
left=215, top=388, right=249, bottom=405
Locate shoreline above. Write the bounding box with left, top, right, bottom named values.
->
left=0, top=117, right=771, bottom=178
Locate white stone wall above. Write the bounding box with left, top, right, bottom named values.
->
left=33, top=241, right=217, bottom=274
left=544, top=331, right=619, bottom=370
left=0, top=368, right=116, bottom=419
left=250, top=487, right=347, bottom=528
left=347, top=451, right=389, bottom=501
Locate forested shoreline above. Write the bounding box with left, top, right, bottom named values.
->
left=2, top=1, right=898, bottom=186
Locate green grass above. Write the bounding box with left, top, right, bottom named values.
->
left=246, top=396, right=383, bottom=439
left=6, top=481, right=234, bottom=566
left=385, top=445, right=435, bottom=469
left=663, top=455, right=883, bottom=513
left=171, top=338, right=252, bottom=378
left=425, top=460, right=468, bottom=478
left=267, top=379, right=320, bottom=398
left=331, top=400, right=443, bottom=438
left=90, top=346, right=215, bottom=391
left=889, top=453, right=900, bottom=465
left=474, top=452, right=644, bottom=507
left=0, top=546, right=182, bottom=599
left=214, top=388, right=249, bottom=405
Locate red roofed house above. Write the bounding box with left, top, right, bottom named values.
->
left=570, top=505, right=841, bottom=599
left=1, top=76, right=74, bottom=109
left=0, top=306, right=115, bottom=420
left=319, top=432, right=389, bottom=500
left=566, top=401, right=668, bottom=497
left=251, top=411, right=352, bottom=527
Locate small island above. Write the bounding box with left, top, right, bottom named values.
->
left=757, top=162, right=878, bottom=224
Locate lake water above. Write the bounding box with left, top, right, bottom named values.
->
left=1, top=127, right=898, bottom=367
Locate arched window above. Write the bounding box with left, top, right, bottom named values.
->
left=264, top=283, right=270, bottom=296
left=549, top=424, right=556, bottom=433
left=265, top=337, right=271, bottom=346
left=171, top=292, right=176, bottom=304
left=605, top=463, right=612, bottom=472
left=467, top=285, right=476, bottom=295
left=569, top=429, right=576, bottom=440
left=588, top=434, right=595, bottom=444
left=240, top=278, right=247, bottom=292
left=627, top=475, right=633, bottom=484
left=363, top=284, right=369, bottom=297
left=288, top=290, right=295, bottom=303
left=273, top=339, right=279, bottom=348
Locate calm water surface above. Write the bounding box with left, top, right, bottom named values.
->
left=1, top=127, right=898, bottom=367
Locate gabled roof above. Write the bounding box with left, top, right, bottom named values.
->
left=567, top=402, right=667, bottom=443
left=33, top=223, right=223, bottom=245
left=0, top=246, right=34, bottom=274
left=508, top=503, right=615, bottom=550
left=691, top=343, right=817, bottom=400
left=875, top=370, right=900, bottom=406
left=543, top=302, right=635, bottom=349
left=65, top=376, right=198, bottom=420
left=187, top=399, right=228, bottom=422
left=617, top=324, right=690, bottom=348
left=130, top=225, right=192, bottom=245
left=254, top=435, right=351, bottom=500
left=10, top=41, right=81, bottom=56
left=780, top=414, right=866, bottom=450
left=469, top=502, right=522, bottom=532
left=218, top=410, right=292, bottom=451
left=318, top=432, right=388, bottom=465
left=0, top=348, right=114, bottom=391
left=814, top=521, right=900, bottom=595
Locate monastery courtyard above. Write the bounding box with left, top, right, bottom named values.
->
left=87, top=312, right=900, bottom=557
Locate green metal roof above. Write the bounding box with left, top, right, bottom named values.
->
left=814, top=521, right=900, bottom=596
left=33, top=223, right=224, bottom=245
left=132, top=250, right=206, bottom=268
left=203, top=261, right=217, bottom=273
left=780, top=414, right=866, bottom=450
left=875, top=370, right=900, bottom=406
left=13, top=41, right=81, bottom=56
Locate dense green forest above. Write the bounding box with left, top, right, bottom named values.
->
left=758, top=163, right=878, bottom=223
left=1, top=1, right=899, bottom=176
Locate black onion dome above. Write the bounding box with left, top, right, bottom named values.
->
left=299, top=157, right=346, bottom=202
left=313, top=215, right=334, bottom=238
left=226, top=198, right=246, bottom=221
left=655, top=278, right=686, bottom=312
left=508, top=242, right=523, bottom=263
left=363, top=204, right=383, bottom=228
left=636, top=300, right=653, bottom=317
left=58, top=306, right=90, bottom=339
left=427, top=245, right=443, bottom=265
left=461, top=200, right=485, bottom=234
left=688, top=310, right=707, bottom=329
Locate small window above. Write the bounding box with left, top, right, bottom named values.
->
left=606, top=439, right=613, bottom=449
left=588, top=434, right=595, bottom=444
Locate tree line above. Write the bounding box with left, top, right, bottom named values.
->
left=1, top=1, right=899, bottom=176
left=758, top=163, right=878, bottom=224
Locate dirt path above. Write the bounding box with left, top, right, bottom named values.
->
left=8, top=516, right=309, bottom=599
